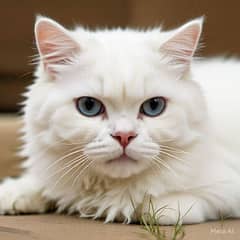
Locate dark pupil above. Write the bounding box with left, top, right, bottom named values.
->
left=150, top=98, right=159, bottom=110
left=85, top=98, right=95, bottom=110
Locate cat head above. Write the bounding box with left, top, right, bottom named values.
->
left=29, top=16, right=206, bottom=179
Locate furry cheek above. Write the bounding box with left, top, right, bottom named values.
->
left=144, top=103, right=199, bottom=148
left=47, top=104, right=104, bottom=149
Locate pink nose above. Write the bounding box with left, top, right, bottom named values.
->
left=112, top=131, right=137, bottom=147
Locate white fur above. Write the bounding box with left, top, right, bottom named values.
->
left=0, top=17, right=240, bottom=225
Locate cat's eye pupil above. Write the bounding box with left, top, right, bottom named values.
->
left=150, top=98, right=159, bottom=110
left=140, top=97, right=166, bottom=117
left=76, top=97, right=104, bottom=117
left=85, top=98, right=94, bottom=110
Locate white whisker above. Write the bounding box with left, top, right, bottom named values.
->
left=50, top=156, right=89, bottom=190
left=160, top=145, right=188, bottom=155
left=47, top=154, right=88, bottom=180
left=44, top=147, right=85, bottom=173
left=71, top=159, right=93, bottom=187
left=159, top=150, right=188, bottom=165
left=152, top=156, right=177, bottom=176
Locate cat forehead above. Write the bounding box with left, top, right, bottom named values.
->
left=71, top=27, right=170, bottom=60
left=92, top=57, right=172, bottom=102
left=57, top=28, right=178, bottom=103
left=58, top=57, right=175, bottom=106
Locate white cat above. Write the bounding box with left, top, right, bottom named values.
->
left=0, top=16, right=240, bottom=225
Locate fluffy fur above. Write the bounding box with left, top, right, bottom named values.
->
left=0, top=16, right=240, bottom=225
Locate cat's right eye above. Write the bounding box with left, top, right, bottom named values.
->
left=75, top=97, right=105, bottom=117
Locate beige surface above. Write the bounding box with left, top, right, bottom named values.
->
left=0, top=215, right=239, bottom=240
left=0, top=115, right=239, bottom=240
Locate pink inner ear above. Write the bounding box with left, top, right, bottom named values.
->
left=35, top=20, right=80, bottom=74
left=160, top=21, right=202, bottom=68
left=36, top=22, right=63, bottom=57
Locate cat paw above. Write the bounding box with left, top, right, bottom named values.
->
left=156, top=207, right=205, bottom=225
left=0, top=192, right=48, bottom=215
left=148, top=196, right=206, bottom=225
left=0, top=177, right=49, bottom=215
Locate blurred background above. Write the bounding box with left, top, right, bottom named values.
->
left=1, top=0, right=240, bottom=113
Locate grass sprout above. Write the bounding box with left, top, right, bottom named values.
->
left=218, top=211, right=232, bottom=228
left=130, top=195, right=192, bottom=240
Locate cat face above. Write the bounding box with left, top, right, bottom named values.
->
left=30, top=17, right=206, bottom=179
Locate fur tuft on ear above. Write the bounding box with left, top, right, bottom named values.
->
left=160, top=17, right=203, bottom=73
left=34, top=16, right=80, bottom=76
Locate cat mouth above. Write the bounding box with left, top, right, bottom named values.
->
left=106, top=154, right=137, bottom=164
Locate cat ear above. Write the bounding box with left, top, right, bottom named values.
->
left=34, top=16, right=80, bottom=76
left=160, top=18, right=203, bottom=73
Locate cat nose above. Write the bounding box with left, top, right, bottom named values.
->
left=111, top=131, right=137, bottom=148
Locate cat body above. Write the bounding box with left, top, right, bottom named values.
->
left=0, top=17, right=239, bottom=224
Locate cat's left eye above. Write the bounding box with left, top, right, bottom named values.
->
left=76, top=97, right=105, bottom=117
left=140, top=97, right=166, bottom=117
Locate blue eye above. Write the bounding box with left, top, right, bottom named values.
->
left=76, top=97, right=104, bottom=117
left=140, top=97, right=166, bottom=117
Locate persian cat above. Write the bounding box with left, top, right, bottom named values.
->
left=0, top=16, right=240, bottom=225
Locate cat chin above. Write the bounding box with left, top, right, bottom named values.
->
left=105, top=154, right=137, bottom=164
left=93, top=159, right=149, bottom=179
